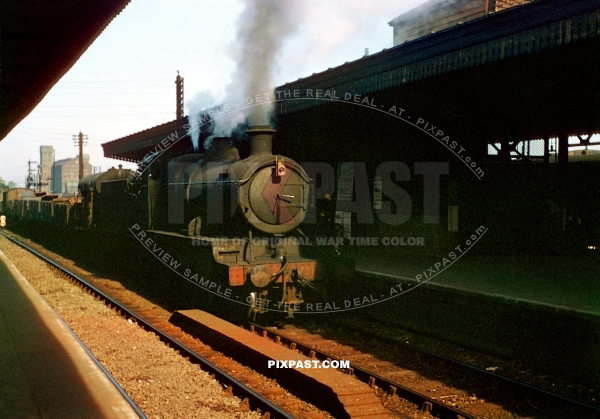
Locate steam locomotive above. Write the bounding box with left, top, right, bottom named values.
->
left=3, top=126, right=321, bottom=319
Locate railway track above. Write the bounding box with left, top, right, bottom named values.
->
left=249, top=318, right=600, bottom=419
left=323, top=316, right=600, bottom=416
left=6, top=228, right=600, bottom=418
left=1, top=230, right=397, bottom=419
left=245, top=322, right=476, bottom=419
left=0, top=231, right=295, bottom=419
left=0, top=228, right=475, bottom=418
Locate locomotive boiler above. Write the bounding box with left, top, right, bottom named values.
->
left=160, top=126, right=310, bottom=236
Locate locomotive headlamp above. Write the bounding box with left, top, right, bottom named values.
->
left=250, top=265, right=272, bottom=287
left=275, top=156, right=286, bottom=177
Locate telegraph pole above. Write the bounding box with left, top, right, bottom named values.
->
left=26, top=159, right=38, bottom=189
left=73, top=131, right=88, bottom=180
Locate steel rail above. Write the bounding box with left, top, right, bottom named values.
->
left=1, top=232, right=295, bottom=419
left=248, top=322, right=476, bottom=419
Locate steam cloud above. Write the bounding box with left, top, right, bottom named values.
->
left=187, top=89, right=216, bottom=150
left=186, top=0, right=427, bottom=147
left=196, top=0, right=305, bottom=141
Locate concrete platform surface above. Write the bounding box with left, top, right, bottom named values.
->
left=0, top=250, right=140, bottom=419
left=342, top=246, right=600, bottom=317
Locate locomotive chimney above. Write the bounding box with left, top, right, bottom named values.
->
left=246, top=125, right=276, bottom=156
left=213, top=137, right=230, bottom=152
left=205, top=137, right=240, bottom=162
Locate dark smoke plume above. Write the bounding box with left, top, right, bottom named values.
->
left=216, top=0, right=305, bottom=135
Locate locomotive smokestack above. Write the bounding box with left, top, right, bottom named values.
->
left=246, top=125, right=276, bottom=156
left=204, top=137, right=240, bottom=162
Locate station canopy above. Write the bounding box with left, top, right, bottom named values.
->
left=0, top=0, right=131, bottom=141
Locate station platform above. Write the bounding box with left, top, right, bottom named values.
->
left=0, top=250, right=140, bottom=419
left=341, top=245, right=600, bottom=317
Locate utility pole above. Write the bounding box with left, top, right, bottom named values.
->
left=26, top=159, right=38, bottom=189
left=51, top=148, right=55, bottom=193
left=37, top=163, right=43, bottom=192
left=73, top=131, right=88, bottom=180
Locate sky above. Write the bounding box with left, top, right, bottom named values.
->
left=0, top=0, right=431, bottom=187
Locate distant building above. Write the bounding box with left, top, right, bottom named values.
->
left=52, top=155, right=92, bottom=195
left=389, top=0, right=531, bottom=46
